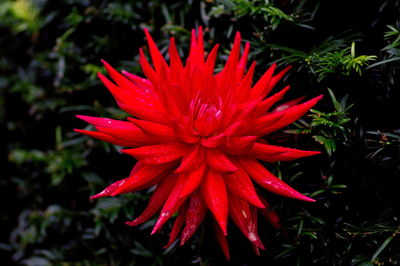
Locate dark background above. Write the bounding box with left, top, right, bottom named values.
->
left=1, top=0, right=399, bottom=265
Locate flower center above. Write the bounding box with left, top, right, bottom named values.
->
left=193, top=102, right=223, bottom=137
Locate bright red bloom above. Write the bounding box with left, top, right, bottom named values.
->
left=75, top=28, right=322, bottom=259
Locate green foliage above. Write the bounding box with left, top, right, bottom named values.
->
left=309, top=89, right=353, bottom=156
left=0, top=0, right=44, bottom=34
left=365, top=130, right=400, bottom=165
left=2, top=0, right=400, bottom=265
left=270, top=40, right=377, bottom=82
left=210, top=0, right=296, bottom=30
left=286, top=89, right=352, bottom=156
left=369, top=22, right=400, bottom=68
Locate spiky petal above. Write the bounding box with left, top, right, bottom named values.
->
left=76, top=27, right=322, bottom=259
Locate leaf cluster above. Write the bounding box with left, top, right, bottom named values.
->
left=1, top=0, right=400, bottom=265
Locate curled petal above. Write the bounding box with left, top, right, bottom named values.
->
left=257, top=95, right=323, bottom=135
left=173, top=118, right=200, bottom=144
left=250, top=206, right=261, bottom=256
left=250, top=63, right=276, bottom=99
left=178, top=164, right=206, bottom=198
left=139, top=48, right=159, bottom=87
left=224, top=136, right=257, bottom=154
left=272, top=96, right=306, bottom=113
left=122, top=143, right=189, bottom=164
left=239, top=158, right=315, bottom=202
left=201, top=169, right=229, bottom=235
left=201, top=133, right=225, bottom=148
left=258, top=195, right=281, bottom=229
left=175, top=144, right=205, bottom=174
left=76, top=115, right=154, bottom=145
left=252, top=112, right=285, bottom=135
left=101, top=59, right=157, bottom=104
left=90, top=162, right=145, bottom=199
left=236, top=61, right=256, bottom=101
left=268, top=65, right=292, bottom=91
left=213, top=221, right=230, bottom=261
left=206, top=148, right=238, bottom=173
left=204, top=44, right=219, bottom=75
left=164, top=202, right=188, bottom=249
left=98, top=65, right=160, bottom=111
left=127, top=117, right=176, bottom=142
left=180, top=190, right=207, bottom=245
left=74, top=129, right=142, bottom=147
left=111, top=163, right=175, bottom=196
left=237, top=98, right=262, bottom=121
left=76, top=115, right=133, bottom=129
left=126, top=174, right=178, bottom=227
left=225, top=168, right=264, bottom=208
left=237, top=42, right=250, bottom=80
left=168, top=37, right=184, bottom=74
left=187, top=28, right=204, bottom=65
left=144, top=28, right=168, bottom=72
left=256, top=85, right=291, bottom=115
left=118, top=101, right=167, bottom=124
left=152, top=174, right=188, bottom=234
left=248, top=142, right=321, bottom=162
left=121, top=71, right=153, bottom=91
left=229, top=196, right=265, bottom=250
left=90, top=178, right=128, bottom=199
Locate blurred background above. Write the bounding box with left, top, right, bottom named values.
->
left=1, top=0, right=400, bottom=265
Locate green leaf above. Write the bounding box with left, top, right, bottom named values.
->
left=371, top=236, right=394, bottom=262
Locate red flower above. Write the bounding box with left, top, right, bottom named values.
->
left=75, top=28, right=322, bottom=259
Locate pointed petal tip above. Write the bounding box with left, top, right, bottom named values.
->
left=255, top=201, right=266, bottom=209
left=125, top=220, right=137, bottom=226
left=234, top=31, right=241, bottom=39
left=120, top=149, right=129, bottom=155
left=150, top=227, right=158, bottom=235
left=163, top=241, right=176, bottom=249
left=293, top=192, right=316, bottom=202
left=308, top=150, right=322, bottom=156
left=97, top=72, right=105, bottom=79
left=100, top=59, right=109, bottom=66
left=125, top=220, right=143, bottom=227
left=214, top=216, right=228, bottom=236
left=89, top=193, right=103, bottom=200
left=174, top=166, right=186, bottom=175
left=144, top=28, right=153, bottom=40
left=73, top=128, right=84, bottom=134
left=110, top=191, right=119, bottom=197
left=303, top=196, right=316, bottom=203
left=315, top=94, right=324, bottom=101
left=151, top=217, right=166, bottom=235
left=221, top=225, right=228, bottom=236
left=75, top=115, right=92, bottom=123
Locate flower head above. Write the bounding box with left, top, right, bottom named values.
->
left=75, top=27, right=322, bottom=259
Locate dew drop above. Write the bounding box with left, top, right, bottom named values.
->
left=248, top=232, right=257, bottom=242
